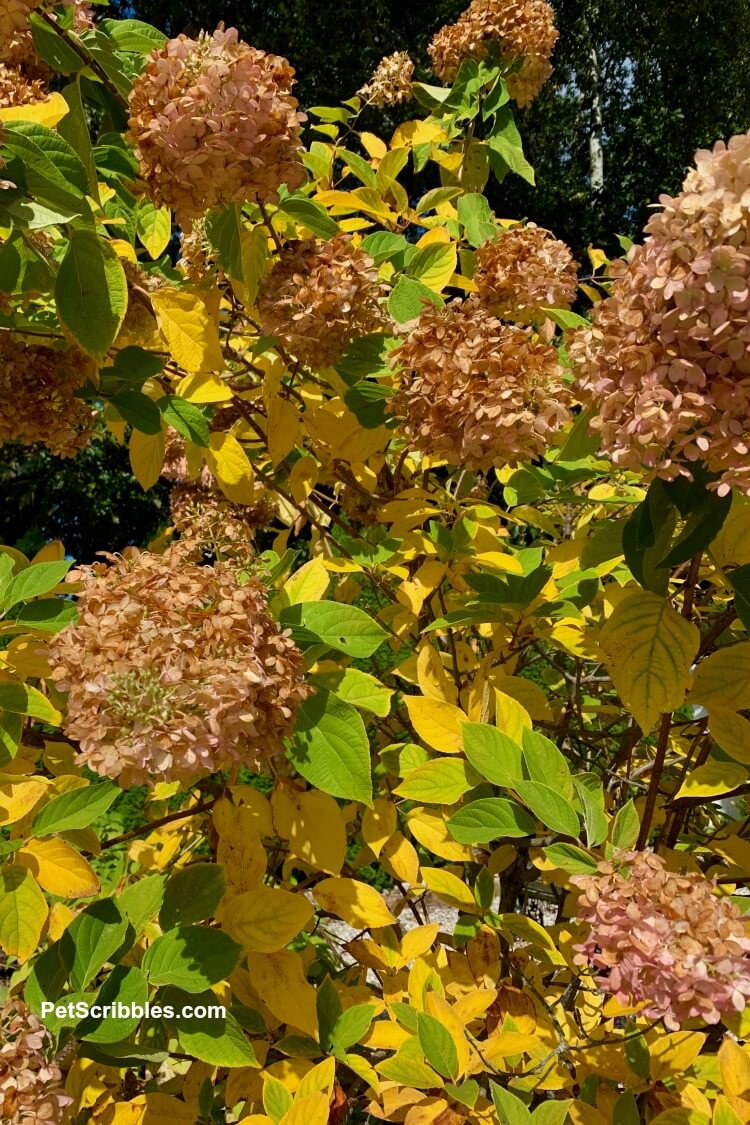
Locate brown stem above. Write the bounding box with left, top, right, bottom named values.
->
left=681, top=552, right=702, bottom=620
left=96, top=799, right=217, bottom=853
left=636, top=712, right=672, bottom=849
left=258, top=200, right=284, bottom=254
left=41, top=12, right=127, bottom=109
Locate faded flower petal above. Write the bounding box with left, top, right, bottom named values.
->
left=359, top=51, right=414, bottom=107
left=0, top=999, right=72, bottom=1125
left=475, top=224, right=578, bottom=322
left=0, top=337, right=95, bottom=456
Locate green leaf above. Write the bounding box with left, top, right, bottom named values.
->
left=361, top=231, right=410, bottom=265
left=461, top=722, right=524, bottom=786
left=331, top=1003, right=376, bottom=1055
left=289, top=689, right=373, bottom=806
left=610, top=799, right=640, bottom=850
left=79, top=1042, right=168, bottom=1068
left=486, top=108, right=535, bottom=185
left=136, top=201, right=172, bottom=259
left=447, top=798, right=536, bottom=844
left=521, top=728, right=573, bottom=799
left=157, top=395, right=210, bottom=447
left=540, top=306, right=589, bottom=330
left=55, top=229, right=128, bottom=358
left=119, top=874, right=166, bottom=930
left=99, top=18, right=167, bottom=53
left=457, top=193, right=496, bottom=247
left=513, top=780, right=579, bottom=837
left=29, top=12, right=84, bottom=73
left=728, top=563, right=750, bottom=631
left=77, top=966, right=148, bottom=1043
left=31, top=783, right=119, bottom=837
left=110, top=390, right=162, bottom=435
left=573, top=775, right=608, bottom=847
left=406, top=242, right=457, bottom=291
left=14, top=599, right=77, bottom=632
left=264, top=1075, right=294, bottom=1123
left=0, top=560, right=71, bottom=610
left=557, top=407, right=600, bottom=462
left=659, top=486, right=732, bottom=569
left=159, top=864, right=225, bottom=930
left=316, top=974, right=343, bottom=1052
left=0, top=682, right=59, bottom=723
left=387, top=275, right=443, bottom=324
left=278, top=194, right=339, bottom=238
left=417, top=1011, right=458, bottom=1079
left=491, top=1083, right=531, bottom=1125
left=61, top=899, right=129, bottom=991
left=311, top=667, right=392, bottom=717
left=2, top=122, right=90, bottom=220
left=395, top=758, right=479, bottom=804
left=622, top=480, right=677, bottom=595
left=158, top=986, right=257, bottom=1067
left=58, top=81, right=98, bottom=197
left=142, top=926, right=241, bottom=992
left=280, top=601, right=387, bottom=658
left=543, top=843, right=598, bottom=875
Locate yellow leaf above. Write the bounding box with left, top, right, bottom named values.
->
left=31, top=539, right=65, bottom=563
left=399, top=924, right=440, bottom=965
left=314, top=877, right=397, bottom=929
left=391, top=120, right=446, bottom=149
left=675, top=761, right=747, bottom=800
left=151, top=288, right=223, bottom=373
left=381, top=832, right=419, bottom=884
left=247, top=951, right=318, bottom=1038
left=280, top=1092, right=329, bottom=1125
left=296, top=1057, right=336, bottom=1100
left=481, top=1031, right=540, bottom=1062
left=494, top=690, right=532, bottom=741
left=0, top=92, right=68, bottom=126
left=129, top=428, right=165, bottom=491
left=272, top=788, right=346, bottom=875
left=5, top=637, right=51, bottom=679
left=216, top=805, right=267, bottom=893
left=491, top=674, right=552, bottom=721
left=416, top=643, right=458, bottom=705
left=289, top=455, right=319, bottom=504
left=719, top=1037, right=750, bottom=1099
left=361, top=797, right=397, bottom=858
left=649, top=1032, right=706, bottom=1083
left=47, top=901, right=74, bottom=941
left=0, top=777, right=47, bottom=826
left=177, top=371, right=233, bottom=403
left=406, top=807, right=474, bottom=863
left=0, top=865, right=48, bottom=962
left=283, top=558, right=329, bottom=605
left=599, top=590, right=699, bottom=732
left=404, top=696, right=466, bottom=754
left=267, top=398, right=300, bottom=466
left=359, top=131, right=387, bottom=159
left=141, top=1094, right=202, bottom=1124
left=205, top=432, right=256, bottom=504
left=711, top=502, right=750, bottom=567
left=425, top=993, right=470, bottom=1079
left=420, top=867, right=479, bottom=914
left=708, top=709, right=750, bottom=765
left=16, top=837, right=99, bottom=897
left=223, top=886, right=313, bottom=952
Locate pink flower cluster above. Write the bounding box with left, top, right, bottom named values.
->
left=127, top=26, right=306, bottom=227
left=572, top=850, right=750, bottom=1030
left=569, top=130, right=750, bottom=495
left=0, top=999, right=71, bottom=1125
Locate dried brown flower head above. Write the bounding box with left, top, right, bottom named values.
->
left=0, top=337, right=95, bottom=456
left=572, top=851, right=750, bottom=1030
left=569, top=129, right=750, bottom=495
left=428, top=0, right=558, bottom=106
left=1, top=1, right=92, bottom=76
left=358, top=51, right=414, bottom=107
left=475, top=224, right=578, bottom=321
left=126, top=26, right=306, bottom=227
left=49, top=544, right=310, bottom=787
left=0, top=62, right=47, bottom=107
left=258, top=234, right=386, bottom=368
left=390, top=296, right=571, bottom=469
left=0, top=998, right=72, bottom=1125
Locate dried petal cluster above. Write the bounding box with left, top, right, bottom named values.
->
left=163, top=429, right=275, bottom=562
left=358, top=51, right=414, bottom=107
left=1, top=1, right=92, bottom=75
left=0, top=999, right=72, bottom=1125
left=49, top=545, right=310, bottom=787
left=475, top=224, right=578, bottom=321
left=0, top=63, right=47, bottom=107
left=126, top=26, right=306, bottom=226
left=572, top=851, right=750, bottom=1030
left=258, top=234, right=386, bottom=367
left=428, top=0, right=558, bottom=106
left=390, top=297, right=571, bottom=469
left=0, top=338, right=95, bottom=456
left=569, top=130, right=750, bottom=495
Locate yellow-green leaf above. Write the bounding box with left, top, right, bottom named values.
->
left=0, top=864, right=48, bottom=962
left=222, top=886, right=313, bottom=952
left=675, top=761, right=747, bottom=800
left=151, top=288, right=223, bottom=373
left=205, top=432, right=256, bottom=504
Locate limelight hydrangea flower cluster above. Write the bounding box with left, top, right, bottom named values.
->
left=428, top=0, right=558, bottom=106
left=127, top=26, right=306, bottom=227
left=389, top=296, right=571, bottom=470
left=0, top=338, right=95, bottom=456
left=0, top=999, right=71, bottom=1125
left=358, top=51, right=414, bottom=107
left=0, top=1, right=92, bottom=75
left=475, top=224, right=579, bottom=322
left=258, top=234, right=386, bottom=368
left=48, top=545, right=310, bottom=787
left=572, top=850, right=750, bottom=1030
left=569, top=130, right=750, bottom=495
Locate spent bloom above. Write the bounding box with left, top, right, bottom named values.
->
left=1, top=1, right=92, bottom=74
left=358, top=51, right=414, bottom=107
left=258, top=234, right=386, bottom=368
left=475, top=224, right=578, bottom=321
left=0, top=998, right=72, bottom=1125
left=572, top=850, right=750, bottom=1031
left=569, top=130, right=750, bottom=495
left=48, top=545, right=310, bottom=787
left=126, top=26, right=306, bottom=226
left=0, top=338, right=95, bottom=456
left=0, top=63, right=47, bottom=107
left=389, top=296, right=571, bottom=469
left=428, top=0, right=558, bottom=106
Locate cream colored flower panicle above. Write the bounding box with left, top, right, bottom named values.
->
left=0, top=338, right=95, bottom=456
left=428, top=0, right=558, bottom=106
left=0, top=999, right=72, bottom=1125
left=572, top=851, right=750, bottom=1031
left=48, top=545, right=310, bottom=788
left=258, top=234, right=386, bottom=368
left=390, top=296, right=571, bottom=469
left=126, top=26, right=306, bottom=227
left=475, top=224, right=578, bottom=321
left=358, top=51, right=414, bottom=107
left=569, top=130, right=750, bottom=495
